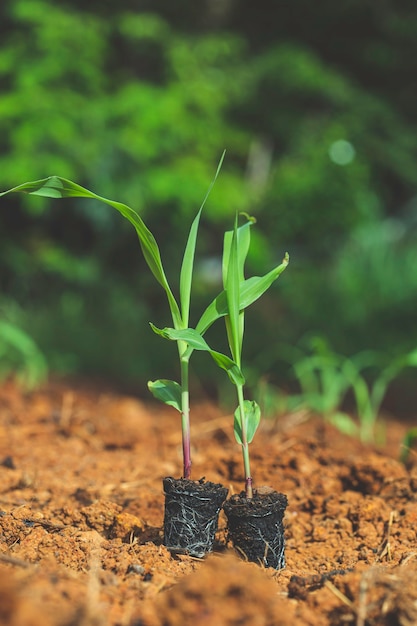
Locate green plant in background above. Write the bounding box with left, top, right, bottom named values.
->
left=257, top=336, right=417, bottom=443
left=2, top=0, right=417, bottom=390
left=400, top=428, right=417, bottom=464
left=290, top=337, right=355, bottom=433
left=0, top=319, right=48, bottom=389
left=349, top=348, right=417, bottom=442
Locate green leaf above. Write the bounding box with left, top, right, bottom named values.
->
left=223, top=215, right=255, bottom=362
left=210, top=350, right=245, bottom=386
left=222, top=217, right=253, bottom=285
left=328, top=412, right=359, bottom=437
left=404, top=349, right=417, bottom=367
left=0, top=320, right=48, bottom=389
left=234, top=400, right=261, bottom=445
left=0, top=176, right=182, bottom=327
left=147, top=379, right=182, bottom=412
left=149, top=324, right=245, bottom=385
left=149, top=323, right=209, bottom=350
left=179, top=151, right=225, bottom=326
left=237, top=252, right=289, bottom=309
left=180, top=208, right=203, bottom=328
left=224, top=213, right=242, bottom=364
left=196, top=253, right=289, bottom=335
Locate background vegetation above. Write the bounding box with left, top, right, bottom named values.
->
left=1, top=0, right=416, bottom=412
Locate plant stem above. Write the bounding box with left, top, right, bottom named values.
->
left=180, top=352, right=192, bottom=479
left=237, top=384, right=253, bottom=498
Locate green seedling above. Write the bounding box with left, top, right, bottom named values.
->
left=221, top=214, right=288, bottom=498
left=156, top=212, right=289, bottom=497
left=0, top=158, right=234, bottom=481
left=349, top=347, right=417, bottom=442
left=262, top=337, right=417, bottom=442
left=145, top=214, right=288, bottom=495
left=289, top=338, right=360, bottom=436
left=1, top=160, right=289, bottom=484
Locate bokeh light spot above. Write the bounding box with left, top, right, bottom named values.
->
left=328, top=139, right=356, bottom=165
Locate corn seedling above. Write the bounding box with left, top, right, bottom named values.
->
left=0, top=157, right=240, bottom=480
left=147, top=213, right=289, bottom=495
left=221, top=214, right=288, bottom=498
left=269, top=337, right=417, bottom=442
left=0, top=160, right=289, bottom=484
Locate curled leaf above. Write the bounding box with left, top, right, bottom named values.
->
left=149, top=325, right=245, bottom=386
left=148, top=379, right=182, bottom=412
left=233, top=400, right=261, bottom=445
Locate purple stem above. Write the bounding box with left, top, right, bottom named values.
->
left=245, top=475, right=253, bottom=499
left=182, top=424, right=192, bottom=479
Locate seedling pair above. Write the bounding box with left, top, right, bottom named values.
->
left=0, top=157, right=289, bottom=498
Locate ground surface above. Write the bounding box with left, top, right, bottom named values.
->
left=0, top=379, right=416, bottom=626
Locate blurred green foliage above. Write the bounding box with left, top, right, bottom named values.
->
left=0, top=306, right=48, bottom=388
left=1, top=0, right=417, bottom=401
left=266, top=336, right=417, bottom=441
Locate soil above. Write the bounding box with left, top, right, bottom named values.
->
left=0, top=378, right=416, bottom=626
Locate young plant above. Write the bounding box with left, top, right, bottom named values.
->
left=349, top=347, right=417, bottom=442
left=223, top=214, right=257, bottom=497
left=274, top=337, right=417, bottom=442
left=0, top=156, right=240, bottom=481
left=144, top=214, right=289, bottom=495
left=0, top=161, right=289, bottom=484
left=221, top=214, right=288, bottom=498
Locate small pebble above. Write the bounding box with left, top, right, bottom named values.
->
left=127, top=564, right=145, bottom=575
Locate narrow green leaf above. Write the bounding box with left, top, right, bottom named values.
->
left=150, top=324, right=210, bottom=350
left=209, top=350, right=245, bottom=386
left=404, top=349, right=417, bottom=367
left=328, top=412, right=359, bottom=437
left=180, top=208, right=203, bottom=328
left=233, top=400, right=261, bottom=445
left=196, top=291, right=228, bottom=336
left=179, top=151, right=225, bottom=326
left=224, top=213, right=242, bottom=364
left=149, top=322, right=169, bottom=340
left=196, top=253, right=289, bottom=335
left=223, top=217, right=253, bottom=361
left=148, top=379, right=182, bottom=412
left=222, top=218, right=253, bottom=285
left=149, top=325, right=245, bottom=385
left=0, top=176, right=182, bottom=327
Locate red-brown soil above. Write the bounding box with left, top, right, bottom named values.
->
left=0, top=379, right=416, bottom=626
